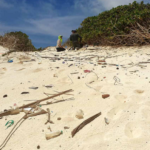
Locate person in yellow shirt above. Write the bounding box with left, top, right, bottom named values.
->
left=56, top=35, right=66, bottom=52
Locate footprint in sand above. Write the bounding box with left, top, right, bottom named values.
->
left=104, top=132, right=112, bottom=141
left=124, top=122, right=142, bottom=139
left=107, top=106, right=123, bottom=120
left=130, top=95, right=143, bottom=104
left=115, top=95, right=127, bottom=101
left=0, top=68, right=7, bottom=74
left=94, top=86, right=102, bottom=92
left=140, top=106, right=150, bottom=120
left=58, top=77, right=71, bottom=84
left=62, top=117, right=75, bottom=123
left=33, top=68, right=43, bottom=72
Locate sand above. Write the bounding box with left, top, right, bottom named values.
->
left=0, top=45, right=150, bottom=150
left=0, top=46, right=9, bottom=55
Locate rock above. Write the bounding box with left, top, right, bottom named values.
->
left=3, top=95, right=7, bottom=98
left=64, top=126, right=70, bottom=129
left=75, top=109, right=84, bottom=119
left=102, top=94, right=110, bottom=99
left=57, top=117, right=61, bottom=120
left=37, top=145, right=40, bottom=149
left=78, top=77, right=80, bottom=79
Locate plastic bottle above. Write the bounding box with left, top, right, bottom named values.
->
left=45, top=131, right=63, bottom=140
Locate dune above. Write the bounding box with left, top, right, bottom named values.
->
left=0, top=46, right=150, bottom=150
left=0, top=46, right=9, bottom=55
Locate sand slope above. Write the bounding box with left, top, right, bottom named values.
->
left=0, top=46, right=150, bottom=150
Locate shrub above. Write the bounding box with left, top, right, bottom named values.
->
left=0, top=31, right=36, bottom=51
left=76, top=1, right=150, bottom=46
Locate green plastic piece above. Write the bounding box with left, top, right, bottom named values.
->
left=5, top=120, right=14, bottom=129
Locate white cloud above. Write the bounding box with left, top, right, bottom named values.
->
left=25, top=16, right=85, bottom=37
left=96, top=0, right=142, bottom=12
left=0, top=0, right=14, bottom=8
left=74, top=0, right=143, bottom=15
left=0, top=15, right=85, bottom=39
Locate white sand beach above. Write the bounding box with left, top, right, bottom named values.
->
left=0, top=46, right=150, bottom=150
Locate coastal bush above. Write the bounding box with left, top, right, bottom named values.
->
left=76, top=1, right=150, bottom=46
left=0, top=31, right=36, bottom=51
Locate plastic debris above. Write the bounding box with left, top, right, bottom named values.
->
left=84, top=70, right=91, bottom=73
left=8, top=59, right=13, bottom=63
left=5, top=120, right=14, bottom=129
left=29, top=87, right=38, bottom=90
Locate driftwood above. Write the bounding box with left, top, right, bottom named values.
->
left=71, top=112, right=101, bottom=137
left=0, top=109, right=20, bottom=118
left=139, top=62, right=150, bottom=64
left=0, top=89, right=73, bottom=118
left=44, top=97, right=75, bottom=105
left=0, top=110, right=12, bottom=118
left=46, top=100, right=65, bottom=105
left=18, top=89, right=73, bottom=109
left=45, top=108, right=54, bottom=124
left=23, top=109, right=47, bottom=119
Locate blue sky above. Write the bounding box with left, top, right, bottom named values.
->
left=0, top=0, right=149, bottom=48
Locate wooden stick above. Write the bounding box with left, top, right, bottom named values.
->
left=0, top=89, right=73, bottom=118
left=71, top=112, right=101, bottom=137
left=46, top=100, right=65, bottom=105
left=24, top=109, right=47, bottom=119
left=18, top=89, right=73, bottom=109
left=45, top=108, right=54, bottom=124
left=139, top=62, right=150, bottom=64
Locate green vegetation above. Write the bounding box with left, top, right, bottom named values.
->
left=0, top=31, right=36, bottom=51
left=37, top=47, right=43, bottom=51
left=76, top=1, right=150, bottom=46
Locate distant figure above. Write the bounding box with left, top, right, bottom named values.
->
left=70, top=30, right=82, bottom=50
left=56, top=35, right=66, bottom=52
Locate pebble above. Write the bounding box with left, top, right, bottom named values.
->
left=64, top=126, right=70, bottom=129
left=57, top=117, right=61, bottom=120
left=37, top=145, right=40, bottom=149
left=102, top=94, right=110, bottom=99
left=3, top=95, right=7, bottom=98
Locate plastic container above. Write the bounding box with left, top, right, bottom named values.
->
left=45, top=131, right=63, bottom=140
